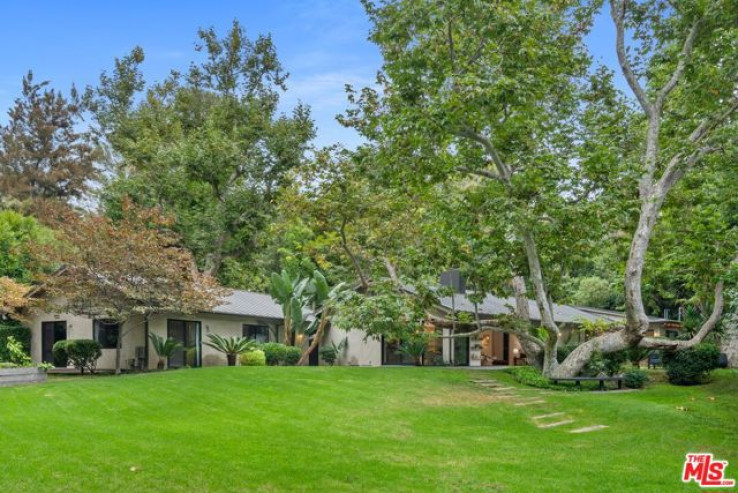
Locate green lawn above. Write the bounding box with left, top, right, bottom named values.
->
left=0, top=367, right=735, bottom=492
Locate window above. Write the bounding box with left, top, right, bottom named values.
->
left=243, top=324, right=269, bottom=343
left=94, top=320, right=120, bottom=349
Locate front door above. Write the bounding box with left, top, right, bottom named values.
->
left=167, top=320, right=201, bottom=368
left=42, top=321, right=67, bottom=365
left=308, top=337, right=319, bottom=366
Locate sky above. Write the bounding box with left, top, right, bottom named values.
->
left=0, top=1, right=622, bottom=149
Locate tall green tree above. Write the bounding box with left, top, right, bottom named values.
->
left=0, top=72, right=100, bottom=203
left=93, top=20, right=315, bottom=286
left=344, top=0, right=738, bottom=376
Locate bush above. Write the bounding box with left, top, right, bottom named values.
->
left=623, top=369, right=649, bottom=389
left=241, top=350, right=266, bottom=366
left=663, top=343, right=720, bottom=385
left=6, top=336, right=31, bottom=366
left=556, top=343, right=577, bottom=363
left=283, top=346, right=302, bottom=366
left=262, top=342, right=287, bottom=366
left=319, top=346, right=338, bottom=366
left=52, top=340, right=69, bottom=367
left=507, top=366, right=553, bottom=389
left=0, top=320, right=30, bottom=362
left=64, top=339, right=102, bottom=374
left=584, top=350, right=626, bottom=376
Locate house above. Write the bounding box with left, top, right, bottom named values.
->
left=24, top=282, right=681, bottom=370
left=26, top=290, right=288, bottom=370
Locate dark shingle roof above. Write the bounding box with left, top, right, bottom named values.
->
left=436, top=292, right=604, bottom=325
left=210, top=290, right=284, bottom=319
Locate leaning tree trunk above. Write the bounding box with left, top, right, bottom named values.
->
left=721, top=313, right=738, bottom=368
left=298, top=316, right=329, bottom=366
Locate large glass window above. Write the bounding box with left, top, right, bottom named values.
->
left=94, top=320, right=120, bottom=349
left=167, top=320, right=201, bottom=368
left=243, top=324, right=270, bottom=343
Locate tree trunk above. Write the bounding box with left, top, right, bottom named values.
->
left=510, top=275, right=543, bottom=371
left=226, top=354, right=237, bottom=366
left=298, top=317, right=329, bottom=366
left=115, top=320, right=124, bottom=376
left=552, top=329, right=631, bottom=378
left=721, top=314, right=738, bottom=368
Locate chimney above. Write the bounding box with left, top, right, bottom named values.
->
left=440, top=268, right=466, bottom=294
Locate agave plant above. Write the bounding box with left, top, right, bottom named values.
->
left=203, top=334, right=257, bottom=366
left=397, top=336, right=429, bottom=366
left=148, top=333, right=182, bottom=370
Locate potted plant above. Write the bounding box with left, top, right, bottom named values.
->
left=148, top=333, right=182, bottom=370
left=203, top=334, right=257, bottom=366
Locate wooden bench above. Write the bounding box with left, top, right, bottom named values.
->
left=550, top=375, right=624, bottom=391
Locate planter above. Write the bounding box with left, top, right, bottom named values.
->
left=0, top=367, right=47, bottom=387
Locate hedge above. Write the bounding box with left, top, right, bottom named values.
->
left=0, top=320, right=31, bottom=362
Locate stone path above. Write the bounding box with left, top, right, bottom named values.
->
left=469, top=377, right=610, bottom=434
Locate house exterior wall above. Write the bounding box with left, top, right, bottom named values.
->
left=25, top=301, right=145, bottom=370
left=322, top=326, right=381, bottom=366
left=25, top=303, right=283, bottom=370
left=145, top=312, right=282, bottom=369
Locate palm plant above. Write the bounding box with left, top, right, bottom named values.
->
left=148, top=333, right=182, bottom=370
left=203, top=334, right=257, bottom=366
left=397, top=336, right=429, bottom=366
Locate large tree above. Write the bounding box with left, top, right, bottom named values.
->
left=0, top=72, right=100, bottom=203
left=42, top=200, right=224, bottom=374
left=92, top=21, right=315, bottom=287
left=343, top=0, right=738, bottom=376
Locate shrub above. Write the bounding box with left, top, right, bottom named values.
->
left=584, top=350, right=626, bottom=376
left=506, top=366, right=553, bottom=389
left=663, top=343, right=720, bottom=385
left=241, top=350, right=266, bottom=366
left=623, top=369, right=649, bottom=389
left=262, top=342, right=287, bottom=366
left=0, top=320, right=30, bottom=362
left=64, top=339, right=102, bottom=374
left=283, top=346, right=302, bottom=366
left=319, top=346, right=338, bottom=366
left=52, top=340, right=69, bottom=367
left=556, top=343, right=578, bottom=363
left=6, top=336, right=31, bottom=366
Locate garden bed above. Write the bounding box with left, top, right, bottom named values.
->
left=0, top=367, right=47, bottom=387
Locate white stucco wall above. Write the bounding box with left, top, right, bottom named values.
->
left=25, top=301, right=145, bottom=370
left=323, top=326, right=382, bottom=366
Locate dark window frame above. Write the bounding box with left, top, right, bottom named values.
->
left=243, top=324, right=270, bottom=343
left=94, top=319, right=120, bottom=349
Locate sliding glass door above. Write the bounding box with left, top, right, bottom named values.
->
left=167, top=320, right=201, bottom=368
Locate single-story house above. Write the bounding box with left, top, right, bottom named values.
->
left=24, top=282, right=681, bottom=370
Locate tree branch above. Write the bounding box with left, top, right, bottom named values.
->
left=655, top=18, right=702, bottom=108
left=610, top=0, right=653, bottom=116
left=428, top=315, right=545, bottom=350
left=454, top=127, right=511, bottom=180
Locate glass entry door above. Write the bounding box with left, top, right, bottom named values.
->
left=167, top=320, right=201, bottom=368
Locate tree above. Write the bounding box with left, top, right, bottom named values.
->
left=343, top=0, right=738, bottom=377
left=0, top=209, right=53, bottom=284
left=0, top=277, right=30, bottom=318
left=41, top=200, right=225, bottom=374
left=297, top=271, right=347, bottom=365
left=0, top=72, right=100, bottom=203
left=93, top=21, right=315, bottom=286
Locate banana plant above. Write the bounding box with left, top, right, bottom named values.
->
left=298, top=271, right=347, bottom=365
left=269, top=270, right=310, bottom=345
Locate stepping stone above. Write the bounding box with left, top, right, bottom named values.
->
left=514, top=399, right=546, bottom=406
left=537, top=419, right=575, bottom=429
left=489, top=387, right=515, bottom=391
left=470, top=380, right=496, bottom=383
left=569, top=425, right=609, bottom=434
left=532, top=412, right=565, bottom=420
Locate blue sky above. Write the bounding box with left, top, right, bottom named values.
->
left=0, top=1, right=621, bottom=149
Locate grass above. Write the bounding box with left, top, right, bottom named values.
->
left=0, top=367, right=736, bottom=492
